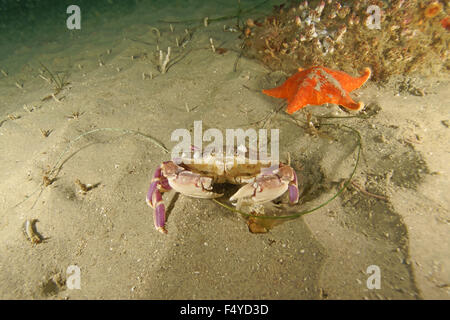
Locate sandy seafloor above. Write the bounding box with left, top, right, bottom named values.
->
left=0, top=0, right=448, bottom=299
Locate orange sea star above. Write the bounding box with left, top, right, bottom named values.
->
left=262, top=66, right=371, bottom=114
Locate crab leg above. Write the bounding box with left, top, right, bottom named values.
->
left=146, top=165, right=172, bottom=234
left=151, top=188, right=167, bottom=233
left=288, top=170, right=299, bottom=204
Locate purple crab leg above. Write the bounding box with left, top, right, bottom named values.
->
left=146, top=166, right=161, bottom=207
left=152, top=189, right=167, bottom=234
left=288, top=170, right=299, bottom=204
left=146, top=165, right=171, bottom=234
left=159, top=175, right=171, bottom=191
left=146, top=166, right=172, bottom=205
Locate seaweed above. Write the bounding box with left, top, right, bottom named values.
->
left=39, top=62, right=70, bottom=96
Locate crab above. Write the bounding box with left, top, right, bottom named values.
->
left=146, top=146, right=300, bottom=233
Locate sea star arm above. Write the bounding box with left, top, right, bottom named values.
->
left=262, top=69, right=309, bottom=100
left=285, top=85, right=315, bottom=114
left=286, top=81, right=363, bottom=113
left=262, top=85, right=290, bottom=99
left=319, top=82, right=364, bottom=110
left=322, top=67, right=371, bottom=92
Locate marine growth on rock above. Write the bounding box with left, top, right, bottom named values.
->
left=244, top=0, right=449, bottom=81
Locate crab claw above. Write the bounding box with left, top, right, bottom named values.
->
left=230, top=165, right=299, bottom=205
left=230, top=175, right=289, bottom=203
left=167, top=171, right=223, bottom=199
left=161, top=161, right=222, bottom=199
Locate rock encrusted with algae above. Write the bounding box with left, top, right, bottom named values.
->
left=244, top=0, right=449, bottom=81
